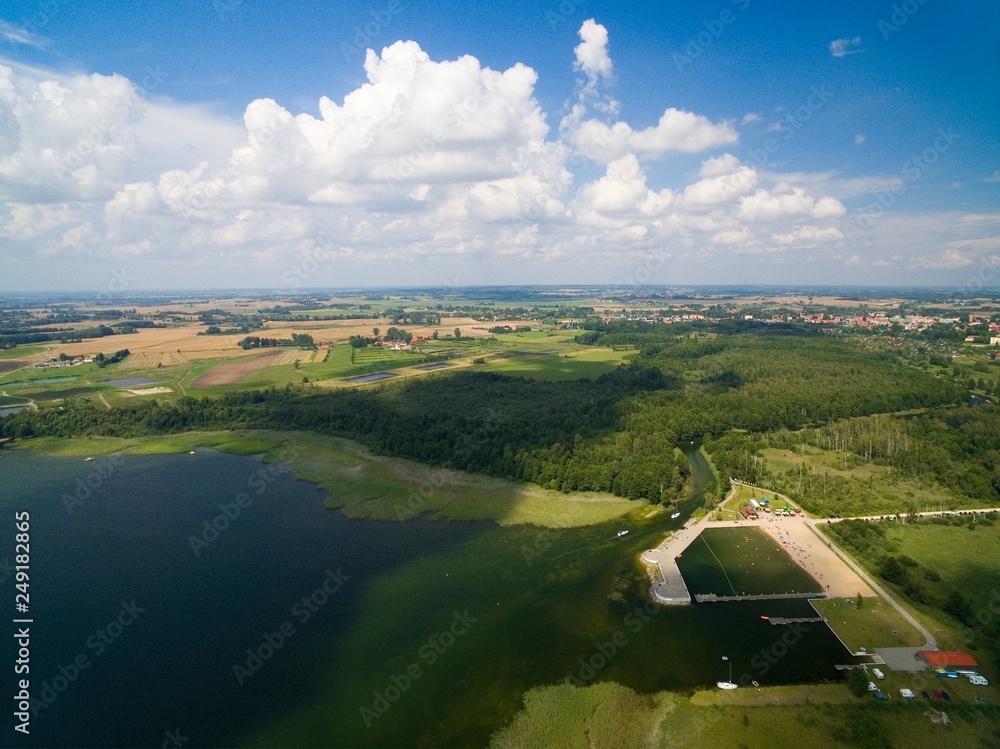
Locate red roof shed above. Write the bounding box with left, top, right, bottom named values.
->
left=918, top=650, right=978, bottom=669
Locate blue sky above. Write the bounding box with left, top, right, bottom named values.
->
left=1, top=0, right=998, bottom=290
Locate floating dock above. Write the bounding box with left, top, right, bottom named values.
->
left=765, top=616, right=826, bottom=625
left=694, top=592, right=825, bottom=603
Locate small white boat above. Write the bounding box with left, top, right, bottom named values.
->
left=616, top=530, right=629, bottom=537
left=671, top=512, right=681, bottom=519
left=84, top=456, right=94, bottom=462
left=189, top=451, right=195, bottom=454
left=717, top=681, right=738, bottom=690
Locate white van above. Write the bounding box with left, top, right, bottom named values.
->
left=873, top=668, right=885, bottom=680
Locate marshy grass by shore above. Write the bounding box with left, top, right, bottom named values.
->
left=489, top=681, right=1000, bottom=749
left=6, top=430, right=638, bottom=528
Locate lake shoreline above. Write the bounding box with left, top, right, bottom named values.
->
left=3, top=430, right=641, bottom=529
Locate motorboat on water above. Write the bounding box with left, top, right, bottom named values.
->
left=670, top=511, right=681, bottom=519
left=616, top=530, right=629, bottom=537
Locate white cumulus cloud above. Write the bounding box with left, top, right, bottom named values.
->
left=562, top=104, right=737, bottom=164
left=574, top=19, right=613, bottom=85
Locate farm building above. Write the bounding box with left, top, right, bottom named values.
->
left=918, top=650, right=978, bottom=671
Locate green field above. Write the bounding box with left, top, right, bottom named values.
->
left=825, top=515, right=1000, bottom=684
left=0, top=345, right=45, bottom=359
left=884, top=520, right=1000, bottom=612
left=482, top=347, right=630, bottom=381
left=677, top=527, right=821, bottom=597
left=351, top=347, right=424, bottom=367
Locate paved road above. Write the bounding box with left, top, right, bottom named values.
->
left=825, top=508, right=1000, bottom=523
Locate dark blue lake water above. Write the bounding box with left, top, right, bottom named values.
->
left=0, top=449, right=483, bottom=748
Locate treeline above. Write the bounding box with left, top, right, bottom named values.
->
left=278, top=365, right=683, bottom=500
left=488, top=325, right=532, bottom=334
left=95, top=349, right=130, bottom=368
left=238, top=334, right=314, bottom=349
left=0, top=324, right=119, bottom=346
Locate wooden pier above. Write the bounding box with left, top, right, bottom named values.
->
left=766, top=616, right=826, bottom=626
left=694, top=591, right=825, bottom=603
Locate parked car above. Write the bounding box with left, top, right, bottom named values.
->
left=921, top=691, right=930, bottom=700
left=941, top=691, right=951, bottom=702
left=933, top=690, right=943, bottom=700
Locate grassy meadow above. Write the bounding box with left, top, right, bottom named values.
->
left=489, top=681, right=1000, bottom=749
left=762, top=445, right=983, bottom=517
left=884, top=520, right=1000, bottom=616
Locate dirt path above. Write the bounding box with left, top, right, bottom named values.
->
left=644, top=696, right=675, bottom=748
left=0, top=391, right=36, bottom=411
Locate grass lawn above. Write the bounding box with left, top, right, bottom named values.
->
left=812, top=596, right=925, bottom=652
left=482, top=347, right=630, bottom=381
left=10, top=430, right=638, bottom=529
left=13, top=381, right=109, bottom=402
left=0, top=345, right=45, bottom=359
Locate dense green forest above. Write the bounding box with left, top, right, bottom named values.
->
left=0, top=333, right=968, bottom=503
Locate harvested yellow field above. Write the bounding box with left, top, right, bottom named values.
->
left=269, top=349, right=314, bottom=366
left=119, top=351, right=189, bottom=369
left=14, top=314, right=494, bottom=368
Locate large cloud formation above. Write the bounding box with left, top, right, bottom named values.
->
left=10, top=19, right=989, bottom=288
